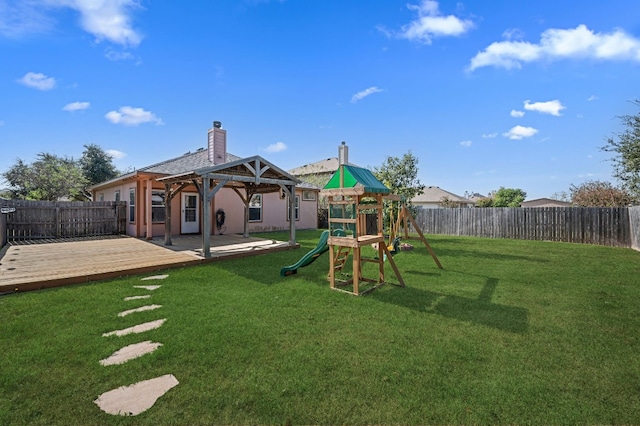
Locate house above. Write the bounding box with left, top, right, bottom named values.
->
left=90, top=121, right=319, bottom=246
left=411, top=186, right=475, bottom=208
left=288, top=141, right=358, bottom=188
left=521, top=198, right=573, bottom=208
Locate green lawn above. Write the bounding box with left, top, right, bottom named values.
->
left=1, top=230, right=640, bottom=425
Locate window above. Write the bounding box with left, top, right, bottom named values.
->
left=129, top=188, right=135, bottom=222
left=287, top=195, right=300, bottom=221
left=151, top=190, right=166, bottom=223
left=98, top=193, right=104, bottom=201
left=249, top=194, right=262, bottom=222
left=302, top=190, right=316, bottom=201
left=114, top=190, right=120, bottom=202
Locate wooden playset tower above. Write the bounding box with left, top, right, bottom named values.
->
left=320, top=142, right=405, bottom=295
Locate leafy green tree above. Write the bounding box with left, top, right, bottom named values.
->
left=372, top=151, right=424, bottom=201
left=492, top=187, right=527, bottom=207
left=475, top=197, right=494, bottom=207
left=570, top=180, right=633, bottom=207
left=2, top=153, right=87, bottom=201
left=79, top=144, right=119, bottom=187
left=602, top=99, right=640, bottom=200
left=373, top=151, right=424, bottom=230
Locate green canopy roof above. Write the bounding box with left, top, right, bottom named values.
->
left=323, top=165, right=390, bottom=194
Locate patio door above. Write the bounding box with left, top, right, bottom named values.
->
left=181, top=192, right=199, bottom=234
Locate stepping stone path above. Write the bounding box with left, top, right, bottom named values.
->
left=94, top=374, right=179, bottom=416
left=118, top=304, right=163, bottom=317
left=96, top=274, right=178, bottom=416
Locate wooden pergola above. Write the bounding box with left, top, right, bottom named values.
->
left=156, top=155, right=300, bottom=258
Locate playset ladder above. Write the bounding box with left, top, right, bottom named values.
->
left=333, top=246, right=351, bottom=273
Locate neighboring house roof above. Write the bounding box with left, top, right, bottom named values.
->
left=323, top=165, right=390, bottom=195
left=289, top=157, right=339, bottom=176
left=521, top=198, right=572, bottom=208
left=288, top=157, right=360, bottom=176
left=412, top=186, right=474, bottom=205
left=467, top=193, right=487, bottom=203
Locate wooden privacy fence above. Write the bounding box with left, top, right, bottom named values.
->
left=414, top=206, right=639, bottom=248
left=1, top=200, right=127, bottom=242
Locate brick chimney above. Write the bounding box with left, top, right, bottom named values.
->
left=207, top=121, right=227, bottom=165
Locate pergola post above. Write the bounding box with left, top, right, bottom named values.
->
left=164, top=183, right=172, bottom=246
left=145, top=179, right=153, bottom=240
left=288, top=184, right=296, bottom=246
left=202, top=177, right=212, bottom=258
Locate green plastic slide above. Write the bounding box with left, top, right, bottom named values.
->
left=280, top=230, right=331, bottom=276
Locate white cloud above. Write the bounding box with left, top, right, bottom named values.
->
left=469, top=24, right=640, bottom=71
left=510, top=109, right=525, bottom=117
left=0, top=1, right=55, bottom=38
left=105, top=106, right=163, bottom=126
left=264, top=141, right=287, bottom=153
left=0, top=0, right=143, bottom=47
left=106, top=149, right=127, bottom=160
left=503, top=125, right=538, bottom=140
left=460, top=140, right=472, bottom=147
left=395, top=0, right=474, bottom=44
left=17, top=72, right=56, bottom=90
left=482, top=132, right=497, bottom=138
left=502, top=28, right=524, bottom=40
left=587, top=95, right=598, bottom=101
left=105, top=48, right=135, bottom=61
left=524, top=99, right=565, bottom=116
left=49, top=0, right=143, bottom=46
left=62, top=101, right=90, bottom=111
left=351, top=86, right=383, bottom=103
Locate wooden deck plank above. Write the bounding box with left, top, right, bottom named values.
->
left=0, top=235, right=297, bottom=293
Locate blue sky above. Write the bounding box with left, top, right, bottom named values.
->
left=1, top=0, right=640, bottom=200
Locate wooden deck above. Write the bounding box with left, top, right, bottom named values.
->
left=0, top=235, right=297, bottom=293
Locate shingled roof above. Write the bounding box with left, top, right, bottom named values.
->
left=140, top=149, right=242, bottom=175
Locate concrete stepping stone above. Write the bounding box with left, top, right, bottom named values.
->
left=118, top=304, right=162, bottom=317
left=94, top=374, right=179, bottom=416
left=124, top=295, right=151, bottom=301
left=134, top=285, right=161, bottom=291
left=99, top=341, right=163, bottom=366
left=141, top=275, right=168, bottom=281
left=102, top=319, right=166, bottom=337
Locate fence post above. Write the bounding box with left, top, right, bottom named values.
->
left=630, top=206, right=640, bottom=251
left=0, top=208, right=6, bottom=248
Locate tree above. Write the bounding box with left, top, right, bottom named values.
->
left=372, top=151, right=424, bottom=231
left=475, top=197, right=494, bottom=207
left=602, top=99, right=640, bottom=200
left=79, top=144, right=119, bottom=187
left=492, top=187, right=526, bottom=207
left=2, top=153, right=87, bottom=201
left=570, top=180, right=632, bottom=207
left=372, top=151, right=424, bottom=202
left=439, top=196, right=459, bottom=208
